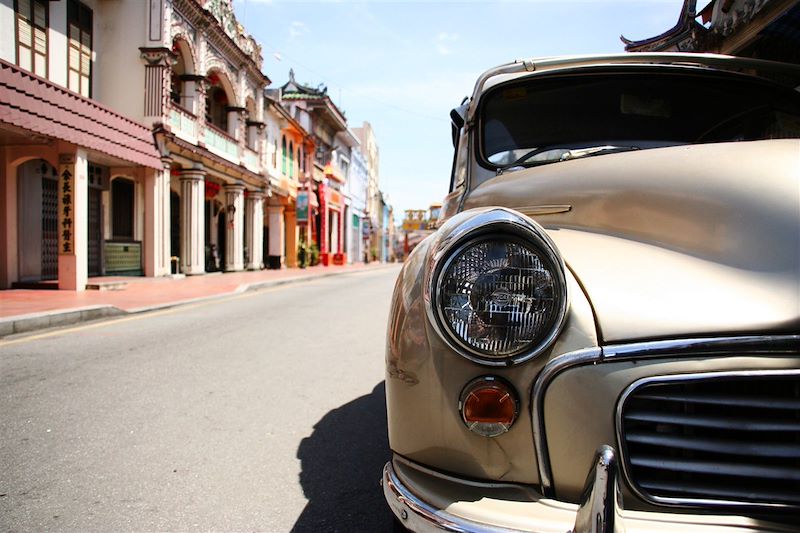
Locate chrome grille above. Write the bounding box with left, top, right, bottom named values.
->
left=619, top=372, right=800, bottom=509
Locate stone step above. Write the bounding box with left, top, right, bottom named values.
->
left=85, top=280, right=128, bottom=291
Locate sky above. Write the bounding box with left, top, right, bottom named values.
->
left=231, top=0, right=688, bottom=219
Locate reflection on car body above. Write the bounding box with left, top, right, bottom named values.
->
left=382, top=53, right=800, bottom=533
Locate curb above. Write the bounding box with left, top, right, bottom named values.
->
left=0, top=263, right=400, bottom=338
left=0, top=305, right=125, bottom=337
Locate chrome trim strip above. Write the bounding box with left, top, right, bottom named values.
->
left=382, top=461, right=523, bottom=533
left=532, top=347, right=602, bottom=495
left=532, top=335, right=800, bottom=496
left=615, top=369, right=800, bottom=513
left=516, top=205, right=572, bottom=217
left=424, top=207, right=570, bottom=367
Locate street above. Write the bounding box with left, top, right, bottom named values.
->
left=0, top=265, right=401, bottom=532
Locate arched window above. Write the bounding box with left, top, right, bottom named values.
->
left=289, top=141, right=294, bottom=178
left=205, top=72, right=229, bottom=131
left=299, top=146, right=304, bottom=173
left=170, top=43, right=186, bottom=105
left=111, top=178, right=134, bottom=240
left=297, top=147, right=302, bottom=177
left=281, top=136, right=287, bottom=175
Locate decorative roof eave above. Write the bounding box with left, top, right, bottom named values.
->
left=622, top=0, right=708, bottom=52
left=174, top=0, right=270, bottom=87
left=280, top=69, right=323, bottom=96
left=336, top=128, right=360, bottom=148
left=309, top=97, right=348, bottom=131
left=0, top=59, right=161, bottom=168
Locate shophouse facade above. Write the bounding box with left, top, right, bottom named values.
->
left=332, top=128, right=358, bottom=264
left=352, top=121, right=381, bottom=262
left=137, top=0, right=271, bottom=276
left=263, top=86, right=312, bottom=268
left=0, top=0, right=166, bottom=290
left=280, top=71, right=350, bottom=265
left=346, top=140, right=368, bottom=264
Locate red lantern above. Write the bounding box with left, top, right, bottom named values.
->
left=205, top=181, right=221, bottom=199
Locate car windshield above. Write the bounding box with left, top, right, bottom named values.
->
left=481, top=69, right=800, bottom=170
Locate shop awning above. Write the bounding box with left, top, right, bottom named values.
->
left=0, top=60, right=161, bottom=169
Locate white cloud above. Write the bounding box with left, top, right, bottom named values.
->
left=435, top=32, right=460, bottom=56
left=289, top=21, right=309, bottom=39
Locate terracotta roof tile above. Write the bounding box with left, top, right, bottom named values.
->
left=0, top=60, right=161, bottom=169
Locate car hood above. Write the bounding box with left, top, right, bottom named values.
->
left=463, top=140, right=800, bottom=342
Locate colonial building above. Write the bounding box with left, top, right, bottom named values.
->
left=352, top=121, right=381, bottom=262
left=623, top=0, right=800, bottom=64
left=280, top=71, right=351, bottom=265
left=263, top=86, right=313, bottom=268
left=0, top=0, right=389, bottom=290
left=139, top=0, right=271, bottom=275
left=0, top=0, right=165, bottom=290
left=346, top=139, right=368, bottom=264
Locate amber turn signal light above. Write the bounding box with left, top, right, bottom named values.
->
left=458, top=376, right=519, bottom=437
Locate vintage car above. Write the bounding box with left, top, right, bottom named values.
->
left=382, top=53, right=800, bottom=532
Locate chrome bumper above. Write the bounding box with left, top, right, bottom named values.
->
left=383, top=445, right=624, bottom=533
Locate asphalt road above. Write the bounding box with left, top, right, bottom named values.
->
left=0, top=265, right=402, bottom=532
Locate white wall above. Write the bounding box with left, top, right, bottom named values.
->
left=48, top=1, right=68, bottom=88
left=93, top=0, right=147, bottom=121
left=0, top=0, right=15, bottom=64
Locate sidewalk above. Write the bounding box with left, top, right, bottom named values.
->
left=0, top=262, right=398, bottom=337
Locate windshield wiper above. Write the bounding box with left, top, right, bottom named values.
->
left=558, top=145, right=639, bottom=161
left=496, top=145, right=639, bottom=175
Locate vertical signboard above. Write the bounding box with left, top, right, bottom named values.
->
left=58, top=154, right=76, bottom=256
left=296, top=190, right=309, bottom=223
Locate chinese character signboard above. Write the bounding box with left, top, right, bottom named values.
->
left=58, top=155, right=76, bottom=256
left=297, top=191, right=309, bottom=223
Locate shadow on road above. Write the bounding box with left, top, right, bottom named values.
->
left=291, top=381, right=394, bottom=532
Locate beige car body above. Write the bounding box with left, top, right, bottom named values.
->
left=383, top=53, right=800, bottom=532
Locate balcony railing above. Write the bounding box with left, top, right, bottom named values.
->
left=243, top=148, right=260, bottom=172
left=204, top=124, right=239, bottom=163
left=169, top=105, right=198, bottom=144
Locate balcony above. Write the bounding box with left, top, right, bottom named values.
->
left=243, top=148, right=260, bottom=173
left=169, top=105, right=198, bottom=144
left=204, top=124, right=239, bottom=163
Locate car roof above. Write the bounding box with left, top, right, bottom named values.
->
left=465, top=52, right=800, bottom=123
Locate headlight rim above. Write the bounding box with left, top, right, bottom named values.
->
left=425, top=208, right=569, bottom=367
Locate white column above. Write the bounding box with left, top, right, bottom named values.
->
left=330, top=210, right=339, bottom=256
left=245, top=191, right=264, bottom=270
left=180, top=168, right=205, bottom=275
left=144, top=159, right=171, bottom=277
left=268, top=205, right=285, bottom=267
left=57, top=151, right=88, bottom=290
left=224, top=183, right=245, bottom=271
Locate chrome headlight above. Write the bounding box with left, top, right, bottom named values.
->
left=427, top=208, right=568, bottom=366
